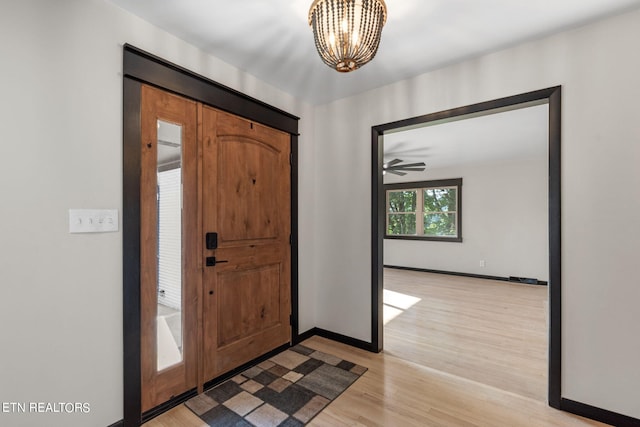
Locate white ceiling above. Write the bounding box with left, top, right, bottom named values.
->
left=108, top=0, right=640, bottom=105
left=384, top=103, right=548, bottom=171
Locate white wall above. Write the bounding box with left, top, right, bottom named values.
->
left=384, top=155, right=549, bottom=281
left=0, top=1, right=315, bottom=426
left=313, top=7, right=640, bottom=419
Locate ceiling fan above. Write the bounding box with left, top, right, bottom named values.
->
left=383, top=158, right=426, bottom=176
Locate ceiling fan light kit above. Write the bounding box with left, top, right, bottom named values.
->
left=308, top=0, right=387, bottom=72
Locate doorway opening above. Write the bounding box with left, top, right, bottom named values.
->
left=370, top=87, right=562, bottom=407
left=382, top=102, right=549, bottom=400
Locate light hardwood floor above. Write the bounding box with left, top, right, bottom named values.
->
left=144, top=269, right=607, bottom=427
left=384, top=268, right=548, bottom=401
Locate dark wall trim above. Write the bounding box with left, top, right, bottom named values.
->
left=107, top=420, right=124, bottom=427
left=384, top=265, right=548, bottom=286
left=123, top=45, right=299, bottom=135
left=123, top=46, right=299, bottom=427
left=372, top=86, right=562, bottom=412
left=290, top=134, right=300, bottom=340
left=561, top=399, right=640, bottom=427
left=294, top=328, right=318, bottom=345
left=372, top=128, right=384, bottom=352
left=548, top=87, right=562, bottom=409
left=373, top=89, right=550, bottom=133
left=305, top=328, right=377, bottom=352
left=122, top=77, right=142, bottom=427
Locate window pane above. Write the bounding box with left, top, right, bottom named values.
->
left=424, top=188, right=457, bottom=212
left=388, top=213, right=417, bottom=235
left=424, top=213, right=457, bottom=237
left=388, top=190, right=416, bottom=212
left=156, top=119, right=183, bottom=371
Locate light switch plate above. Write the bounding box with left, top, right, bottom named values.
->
left=69, top=209, right=119, bottom=233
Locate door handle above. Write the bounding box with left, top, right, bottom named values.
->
left=206, top=256, right=228, bottom=267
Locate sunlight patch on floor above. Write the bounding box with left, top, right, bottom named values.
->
left=383, top=289, right=421, bottom=325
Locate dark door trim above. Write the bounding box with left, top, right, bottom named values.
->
left=123, top=45, right=299, bottom=135
left=122, top=45, right=299, bottom=426
left=370, top=86, right=562, bottom=407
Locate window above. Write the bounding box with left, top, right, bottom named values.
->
left=385, top=178, right=462, bottom=242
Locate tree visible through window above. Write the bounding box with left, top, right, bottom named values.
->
left=388, top=190, right=417, bottom=235
left=423, top=187, right=457, bottom=237
left=385, top=179, right=462, bottom=241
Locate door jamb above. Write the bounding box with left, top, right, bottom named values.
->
left=122, top=45, right=300, bottom=426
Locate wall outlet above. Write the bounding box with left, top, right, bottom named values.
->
left=69, top=209, right=119, bottom=233
left=479, top=260, right=486, bottom=268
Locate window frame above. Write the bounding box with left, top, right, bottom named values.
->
left=384, top=178, right=462, bottom=242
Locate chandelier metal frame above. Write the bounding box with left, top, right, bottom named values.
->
left=308, top=0, right=387, bottom=72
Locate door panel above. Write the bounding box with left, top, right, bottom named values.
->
left=217, top=135, right=280, bottom=241
left=218, top=263, right=281, bottom=346
left=202, top=107, right=291, bottom=380
left=140, top=85, right=198, bottom=412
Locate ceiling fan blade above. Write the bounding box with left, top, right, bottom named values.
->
left=387, top=170, right=407, bottom=176
left=392, top=167, right=425, bottom=172
left=387, top=161, right=426, bottom=169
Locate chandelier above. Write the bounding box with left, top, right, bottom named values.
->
left=308, top=0, right=387, bottom=72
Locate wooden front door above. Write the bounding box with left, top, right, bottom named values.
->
left=140, top=86, right=292, bottom=411
left=201, top=106, right=292, bottom=381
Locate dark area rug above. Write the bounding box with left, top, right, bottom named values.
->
left=185, top=344, right=367, bottom=426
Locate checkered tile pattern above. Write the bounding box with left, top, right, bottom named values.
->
left=185, top=344, right=367, bottom=427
